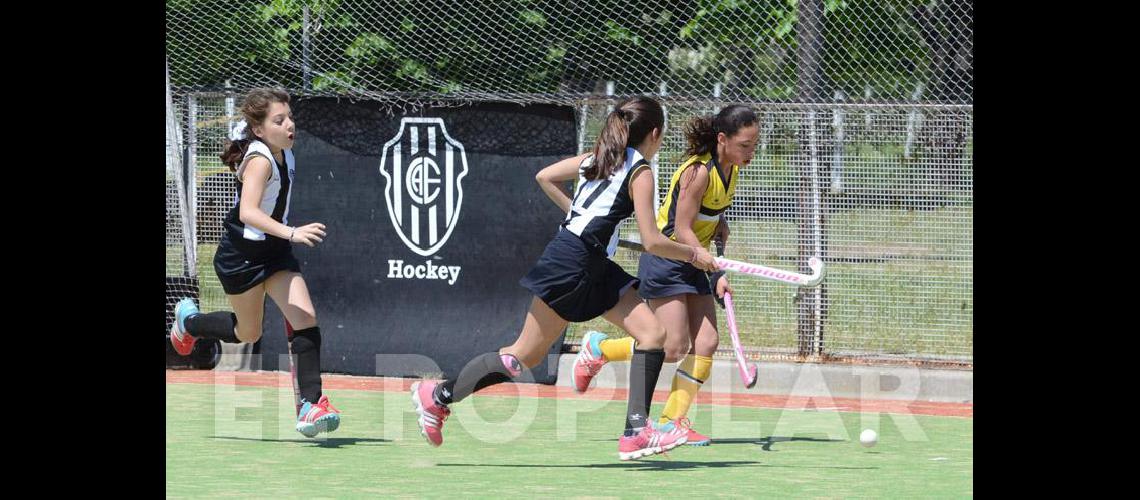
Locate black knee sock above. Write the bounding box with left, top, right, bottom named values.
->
left=625, top=348, right=665, bottom=436
left=184, top=312, right=240, bottom=343
left=290, top=326, right=323, bottom=404
left=433, top=352, right=523, bottom=406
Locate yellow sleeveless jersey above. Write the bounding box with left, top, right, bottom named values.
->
left=656, top=153, right=738, bottom=247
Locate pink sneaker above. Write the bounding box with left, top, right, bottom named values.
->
left=169, top=298, right=198, bottom=356
left=573, top=331, right=608, bottom=393
left=617, top=423, right=688, bottom=460
left=670, top=418, right=711, bottom=446
left=295, top=395, right=341, bottom=438
left=411, top=381, right=450, bottom=447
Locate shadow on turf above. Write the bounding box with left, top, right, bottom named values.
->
left=716, top=436, right=846, bottom=451
left=436, top=460, right=877, bottom=471
left=589, top=435, right=844, bottom=452
left=436, top=460, right=762, bottom=471
left=209, top=436, right=390, bottom=448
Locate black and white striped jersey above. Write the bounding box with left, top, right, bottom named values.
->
left=220, top=140, right=295, bottom=257
left=561, top=147, right=651, bottom=256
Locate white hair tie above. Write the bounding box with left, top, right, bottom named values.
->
left=229, top=119, right=247, bottom=141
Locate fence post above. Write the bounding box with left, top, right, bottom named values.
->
left=185, top=94, right=198, bottom=272
left=576, top=101, right=588, bottom=155
left=863, top=84, right=873, bottom=129
left=302, top=5, right=311, bottom=91
left=711, top=82, right=722, bottom=115
left=905, top=83, right=924, bottom=158
left=831, top=90, right=845, bottom=194
left=797, top=110, right=826, bottom=357
left=225, top=80, right=235, bottom=135
left=654, top=81, right=666, bottom=213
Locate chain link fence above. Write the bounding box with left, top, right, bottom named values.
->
left=167, top=0, right=972, bottom=366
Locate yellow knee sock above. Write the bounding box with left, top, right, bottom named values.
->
left=659, top=355, right=713, bottom=424
left=599, top=336, right=635, bottom=362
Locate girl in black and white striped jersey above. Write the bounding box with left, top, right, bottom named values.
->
left=410, top=96, right=719, bottom=460
left=168, top=88, right=341, bottom=438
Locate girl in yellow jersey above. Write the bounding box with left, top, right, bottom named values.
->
left=573, top=105, right=760, bottom=446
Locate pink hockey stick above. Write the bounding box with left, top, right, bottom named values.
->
left=616, top=238, right=824, bottom=287
left=714, top=256, right=825, bottom=287
left=713, top=239, right=758, bottom=389
left=722, top=292, right=759, bottom=389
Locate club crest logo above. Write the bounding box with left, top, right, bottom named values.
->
left=379, top=118, right=469, bottom=256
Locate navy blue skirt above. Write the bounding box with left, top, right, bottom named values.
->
left=520, top=229, right=639, bottom=322
left=637, top=251, right=713, bottom=299
left=213, top=239, right=301, bottom=295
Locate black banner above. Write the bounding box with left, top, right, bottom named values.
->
left=257, top=98, right=577, bottom=383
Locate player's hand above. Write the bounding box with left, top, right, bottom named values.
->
left=290, top=222, right=327, bottom=247
left=716, top=275, right=733, bottom=298
left=692, top=247, right=717, bottom=272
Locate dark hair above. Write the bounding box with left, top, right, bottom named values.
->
left=585, top=96, right=665, bottom=181
left=219, top=87, right=292, bottom=171
left=683, top=104, right=758, bottom=157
